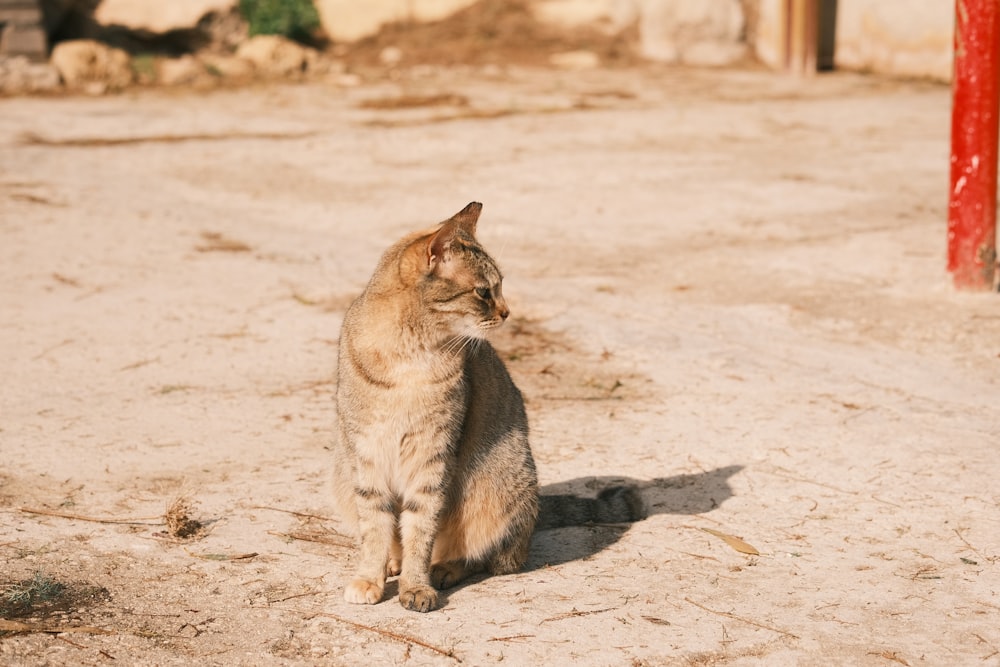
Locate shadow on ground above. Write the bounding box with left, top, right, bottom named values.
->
left=527, top=464, right=744, bottom=569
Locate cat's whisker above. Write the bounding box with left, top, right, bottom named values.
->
left=495, top=231, right=510, bottom=264
left=442, top=335, right=466, bottom=355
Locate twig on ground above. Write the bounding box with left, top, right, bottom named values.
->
left=953, top=528, right=990, bottom=562
left=488, top=634, right=535, bottom=642
left=57, top=635, right=88, bottom=649
left=541, top=607, right=616, bottom=623
left=642, top=616, right=672, bottom=626
left=184, top=550, right=258, bottom=561
left=267, top=590, right=321, bottom=604
left=867, top=650, right=910, bottom=666
left=683, top=597, right=799, bottom=639
left=284, top=608, right=461, bottom=662
left=250, top=505, right=342, bottom=525
left=268, top=530, right=353, bottom=548
left=680, top=551, right=721, bottom=562
left=20, top=130, right=319, bottom=148
left=0, top=619, right=113, bottom=635
left=19, top=507, right=162, bottom=525
left=764, top=469, right=856, bottom=495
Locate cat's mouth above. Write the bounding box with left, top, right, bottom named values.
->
left=477, top=318, right=505, bottom=332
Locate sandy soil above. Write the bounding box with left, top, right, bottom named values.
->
left=1, top=64, right=999, bottom=666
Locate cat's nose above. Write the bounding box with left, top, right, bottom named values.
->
left=497, top=303, right=510, bottom=320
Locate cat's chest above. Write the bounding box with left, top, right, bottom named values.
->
left=379, top=350, right=464, bottom=390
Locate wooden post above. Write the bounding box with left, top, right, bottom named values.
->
left=948, top=0, right=1000, bottom=290
left=783, top=0, right=819, bottom=75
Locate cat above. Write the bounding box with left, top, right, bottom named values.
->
left=331, top=202, right=644, bottom=612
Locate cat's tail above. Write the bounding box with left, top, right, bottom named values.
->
left=536, top=486, right=646, bottom=530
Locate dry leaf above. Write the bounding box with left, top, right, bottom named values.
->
left=700, top=527, right=760, bottom=555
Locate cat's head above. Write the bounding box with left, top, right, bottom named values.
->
left=416, top=202, right=510, bottom=341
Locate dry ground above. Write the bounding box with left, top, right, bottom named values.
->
left=1, top=64, right=999, bottom=665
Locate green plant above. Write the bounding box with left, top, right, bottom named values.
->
left=131, top=53, right=157, bottom=82
left=2, top=572, right=65, bottom=615
left=239, top=0, right=320, bottom=42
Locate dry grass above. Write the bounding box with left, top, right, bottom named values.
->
left=164, top=497, right=203, bottom=539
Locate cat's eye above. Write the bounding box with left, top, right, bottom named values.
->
left=475, top=287, right=492, bottom=300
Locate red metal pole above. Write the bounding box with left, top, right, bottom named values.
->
left=948, top=0, right=1000, bottom=290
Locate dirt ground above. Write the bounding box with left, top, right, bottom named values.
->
left=1, top=63, right=999, bottom=666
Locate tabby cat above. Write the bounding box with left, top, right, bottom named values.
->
left=331, top=202, right=643, bottom=612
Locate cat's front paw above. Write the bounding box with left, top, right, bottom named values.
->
left=399, top=584, right=439, bottom=612
left=345, top=578, right=384, bottom=605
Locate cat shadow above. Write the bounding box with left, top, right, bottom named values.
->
left=384, top=465, right=743, bottom=608
left=525, top=464, right=744, bottom=570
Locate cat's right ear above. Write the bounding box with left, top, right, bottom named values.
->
left=450, top=202, right=483, bottom=235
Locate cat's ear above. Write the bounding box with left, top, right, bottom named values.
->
left=427, top=202, right=482, bottom=270
left=427, top=220, right=458, bottom=270
left=450, top=201, right=482, bottom=235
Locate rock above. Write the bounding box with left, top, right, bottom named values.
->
left=157, top=54, right=207, bottom=86
left=0, top=0, right=48, bottom=61
left=199, top=53, right=256, bottom=81
left=334, top=72, right=362, bottom=87
left=50, top=39, right=134, bottom=91
left=94, top=0, right=237, bottom=34
left=378, top=46, right=403, bottom=67
left=549, top=50, right=601, bottom=69
left=235, top=34, right=317, bottom=78
left=0, top=55, right=61, bottom=94
left=631, top=0, right=746, bottom=65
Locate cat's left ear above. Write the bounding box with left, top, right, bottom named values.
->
left=428, top=220, right=458, bottom=270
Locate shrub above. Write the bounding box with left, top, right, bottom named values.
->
left=239, top=0, right=320, bottom=42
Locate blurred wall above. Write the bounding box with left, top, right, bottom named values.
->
left=68, top=0, right=957, bottom=81
left=754, top=0, right=954, bottom=81
left=835, top=0, right=953, bottom=81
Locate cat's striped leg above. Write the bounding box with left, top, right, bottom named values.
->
left=344, top=482, right=396, bottom=605
left=397, top=486, right=446, bottom=612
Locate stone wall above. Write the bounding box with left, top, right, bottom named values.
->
left=0, top=0, right=959, bottom=82
left=0, top=0, right=48, bottom=60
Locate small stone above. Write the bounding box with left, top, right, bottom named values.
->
left=0, top=56, right=61, bottom=95
left=236, top=35, right=317, bottom=79
left=199, top=54, right=256, bottom=81
left=335, top=72, right=362, bottom=87
left=157, top=55, right=206, bottom=86
left=378, top=46, right=403, bottom=66
left=549, top=50, right=601, bottom=69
